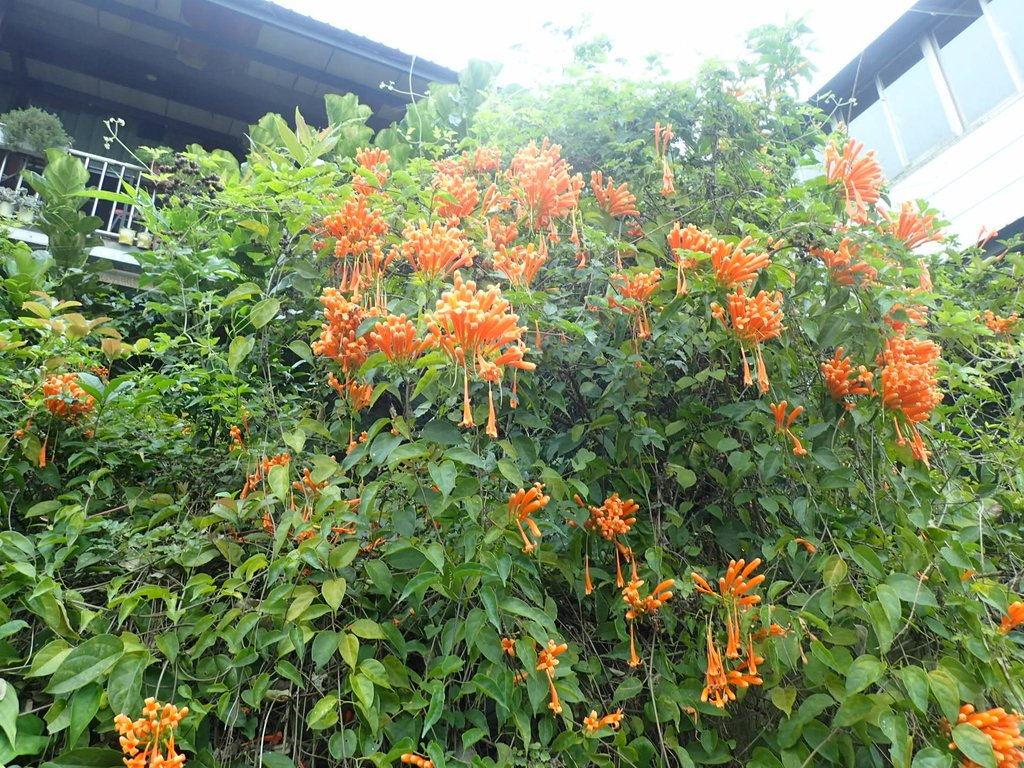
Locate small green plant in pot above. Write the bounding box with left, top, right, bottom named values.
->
left=0, top=107, right=72, bottom=154
left=0, top=186, right=18, bottom=217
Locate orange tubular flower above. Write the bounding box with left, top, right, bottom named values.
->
left=400, top=754, right=435, bottom=768
left=950, top=705, right=1024, bottom=768
left=433, top=170, right=480, bottom=225
left=509, top=483, right=550, bottom=553
left=583, top=708, right=624, bottom=734
left=536, top=640, right=569, bottom=715
left=824, top=139, right=884, bottom=223
left=879, top=336, right=942, bottom=466
left=983, top=310, right=1020, bottom=334
left=114, top=697, right=189, bottom=768
left=507, top=139, right=584, bottom=234
left=711, top=287, right=784, bottom=393
left=484, top=215, right=519, bottom=250
left=312, top=289, right=369, bottom=373
left=666, top=223, right=711, bottom=294
left=467, top=146, right=502, bottom=174
left=883, top=201, right=941, bottom=250
left=493, top=243, right=548, bottom=290
left=608, top=269, right=662, bottom=342
left=702, top=626, right=735, bottom=709
left=400, top=220, right=477, bottom=282
left=770, top=400, right=808, bottom=456
left=353, top=147, right=391, bottom=194
left=43, top=372, right=96, bottom=421
left=655, top=122, right=676, bottom=196
left=368, top=314, right=429, bottom=366
left=709, top=236, right=771, bottom=289
left=822, top=347, right=874, bottom=409
left=577, top=493, right=639, bottom=590
left=1000, top=602, right=1024, bottom=634
left=322, top=193, right=389, bottom=262
left=425, top=272, right=535, bottom=436
left=884, top=303, right=929, bottom=335
left=501, top=637, right=516, bottom=656
left=228, top=425, right=245, bottom=452
left=591, top=171, right=640, bottom=217
left=810, top=238, right=877, bottom=288
left=241, top=452, right=290, bottom=499
left=793, top=537, right=817, bottom=553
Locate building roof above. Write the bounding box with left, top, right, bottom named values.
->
left=812, top=0, right=966, bottom=119
left=0, top=0, right=458, bottom=152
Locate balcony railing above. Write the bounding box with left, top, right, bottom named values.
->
left=0, top=146, right=148, bottom=240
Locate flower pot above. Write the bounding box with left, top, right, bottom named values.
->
left=16, top=206, right=35, bottom=224
left=135, top=231, right=152, bottom=249
left=118, top=227, right=136, bottom=245
left=0, top=201, right=14, bottom=218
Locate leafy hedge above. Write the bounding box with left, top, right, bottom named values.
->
left=1, top=22, right=1023, bottom=768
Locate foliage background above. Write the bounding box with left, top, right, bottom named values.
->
left=1, top=21, right=1023, bottom=768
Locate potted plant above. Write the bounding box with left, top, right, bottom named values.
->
left=0, top=107, right=72, bottom=155
left=0, top=187, right=17, bottom=218
left=15, top=189, right=42, bottom=224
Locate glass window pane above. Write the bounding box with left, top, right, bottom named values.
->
left=848, top=100, right=902, bottom=178
left=989, top=0, right=1024, bottom=75
left=938, top=16, right=1016, bottom=124
left=882, top=57, right=954, bottom=164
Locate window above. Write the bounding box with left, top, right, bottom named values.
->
left=881, top=55, right=954, bottom=164
left=988, top=0, right=1024, bottom=76
left=848, top=100, right=902, bottom=178
left=936, top=8, right=1015, bottom=125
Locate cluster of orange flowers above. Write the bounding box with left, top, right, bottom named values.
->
left=1000, top=601, right=1024, bottom=634
left=536, top=639, right=569, bottom=714
left=950, top=705, right=1024, bottom=768
left=621, top=559, right=675, bottom=666
left=583, top=709, right=624, bottom=735
left=825, top=139, right=884, bottom=223
left=654, top=121, right=675, bottom=196
left=770, top=401, right=807, bottom=455
left=400, top=220, right=477, bottom=282
left=883, top=201, right=941, bottom=250
left=982, top=310, right=1020, bottom=335
left=821, top=347, right=874, bottom=409
left=884, top=302, right=929, bottom=335
left=879, top=336, right=942, bottom=466
left=43, top=372, right=95, bottom=421
left=240, top=452, right=290, bottom=499
left=506, top=139, right=584, bottom=236
left=400, top=753, right=434, bottom=768
left=711, top=286, right=785, bottom=393
left=608, top=269, right=662, bottom=342
left=320, top=193, right=389, bottom=262
left=509, top=483, right=549, bottom=553
left=492, top=243, right=547, bottom=290
left=312, top=289, right=369, bottom=373
left=666, top=223, right=709, bottom=294
left=574, top=492, right=638, bottom=594
left=228, top=424, right=245, bottom=452
left=810, top=238, right=877, bottom=288
left=351, top=147, right=391, bottom=194
left=591, top=171, right=639, bottom=218
left=367, top=314, right=429, bottom=366
left=691, top=559, right=770, bottom=709
left=425, top=272, right=534, bottom=437
left=114, top=698, right=188, bottom=768
left=433, top=169, right=480, bottom=225
left=709, top=235, right=772, bottom=290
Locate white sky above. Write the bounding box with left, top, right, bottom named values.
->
left=272, top=0, right=917, bottom=94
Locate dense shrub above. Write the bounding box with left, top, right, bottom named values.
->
left=1, top=22, right=1024, bottom=768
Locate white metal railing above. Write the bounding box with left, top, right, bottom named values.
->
left=0, top=147, right=148, bottom=239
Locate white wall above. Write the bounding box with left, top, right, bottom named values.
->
left=887, top=93, right=1024, bottom=245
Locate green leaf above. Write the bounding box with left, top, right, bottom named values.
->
left=46, top=636, right=124, bottom=695
left=822, top=555, right=848, bottom=586
left=496, top=459, right=524, bottom=488
left=221, top=281, right=261, bottom=307
left=0, top=678, right=17, bottom=746
left=845, top=655, right=885, bottom=695
left=228, top=335, right=255, bottom=374
left=886, top=574, right=938, bottom=608
left=429, top=460, right=457, bottom=497
left=834, top=694, right=876, bottom=727
left=951, top=724, right=997, bottom=768
left=249, top=298, right=280, bottom=329
left=668, top=463, right=697, bottom=489
left=286, top=586, right=318, bottom=622
left=323, top=578, right=347, bottom=611
left=910, top=748, right=953, bottom=768
left=897, top=666, right=930, bottom=714
left=105, top=653, right=149, bottom=717
left=769, top=686, right=796, bottom=717
left=339, top=633, right=359, bottom=669
left=927, top=669, right=960, bottom=724
left=39, top=748, right=122, bottom=768
left=67, top=684, right=102, bottom=748
left=422, top=683, right=445, bottom=736
left=307, top=695, right=339, bottom=730
left=349, top=619, right=386, bottom=639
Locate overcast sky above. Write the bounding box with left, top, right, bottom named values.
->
left=272, top=0, right=917, bottom=93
